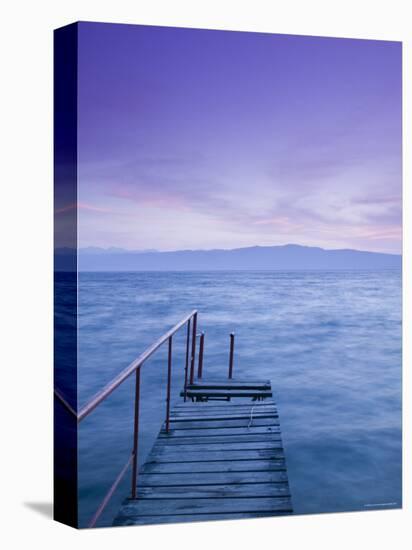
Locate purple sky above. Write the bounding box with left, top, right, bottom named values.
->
left=76, top=23, right=402, bottom=253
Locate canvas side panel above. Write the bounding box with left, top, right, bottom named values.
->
left=54, top=22, right=78, bottom=528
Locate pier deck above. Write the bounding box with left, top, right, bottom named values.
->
left=114, top=379, right=293, bottom=526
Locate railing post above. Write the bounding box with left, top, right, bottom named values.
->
left=165, top=335, right=173, bottom=433
left=183, top=318, right=191, bottom=401
left=189, top=312, right=197, bottom=384
left=228, top=332, right=235, bottom=379
left=197, top=332, right=205, bottom=379
left=131, top=368, right=141, bottom=498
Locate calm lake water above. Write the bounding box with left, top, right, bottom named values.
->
left=77, top=270, right=402, bottom=527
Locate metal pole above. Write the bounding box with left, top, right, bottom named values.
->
left=228, top=333, right=235, bottom=379
left=165, top=335, right=173, bottom=433
left=189, top=312, right=197, bottom=384
left=183, top=318, right=191, bottom=401
left=131, top=368, right=141, bottom=498
left=197, top=332, right=205, bottom=379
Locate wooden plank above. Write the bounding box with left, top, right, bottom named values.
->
left=137, top=470, right=289, bottom=486
left=173, top=402, right=277, bottom=410
left=170, top=412, right=277, bottom=421
left=166, top=421, right=279, bottom=430
left=150, top=448, right=283, bottom=462
left=172, top=408, right=277, bottom=416
left=114, top=511, right=290, bottom=526
left=171, top=408, right=277, bottom=415
left=137, top=483, right=290, bottom=499
left=169, top=418, right=279, bottom=426
left=140, top=458, right=286, bottom=474
left=117, top=497, right=293, bottom=516
left=152, top=441, right=282, bottom=452
left=181, top=389, right=273, bottom=398
left=187, top=382, right=271, bottom=386
left=165, top=418, right=279, bottom=430
left=159, top=425, right=281, bottom=438
left=187, top=381, right=271, bottom=390
left=172, top=404, right=277, bottom=412
left=170, top=410, right=277, bottom=419
left=155, top=434, right=282, bottom=445
left=167, top=407, right=277, bottom=415
left=174, top=398, right=275, bottom=405
left=171, top=408, right=277, bottom=418
left=147, top=449, right=285, bottom=462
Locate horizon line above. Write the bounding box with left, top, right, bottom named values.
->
left=55, top=243, right=402, bottom=256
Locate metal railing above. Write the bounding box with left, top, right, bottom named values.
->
left=54, top=310, right=199, bottom=527
left=228, top=332, right=235, bottom=379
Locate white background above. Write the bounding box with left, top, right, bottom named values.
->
left=0, top=1, right=410, bottom=548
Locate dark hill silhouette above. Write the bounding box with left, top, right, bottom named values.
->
left=54, top=244, right=401, bottom=271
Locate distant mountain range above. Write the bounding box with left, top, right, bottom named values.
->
left=54, top=244, right=402, bottom=271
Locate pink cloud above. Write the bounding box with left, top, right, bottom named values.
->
left=354, top=226, right=402, bottom=241
left=112, top=187, right=191, bottom=211
left=55, top=202, right=113, bottom=214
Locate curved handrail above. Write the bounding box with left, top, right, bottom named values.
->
left=77, top=309, right=197, bottom=422
left=54, top=309, right=198, bottom=528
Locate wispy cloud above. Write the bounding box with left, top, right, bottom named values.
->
left=55, top=202, right=114, bottom=214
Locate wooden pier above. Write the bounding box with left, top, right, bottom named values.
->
left=55, top=310, right=293, bottom=528
left=113, top=379, right=293, bottom=526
